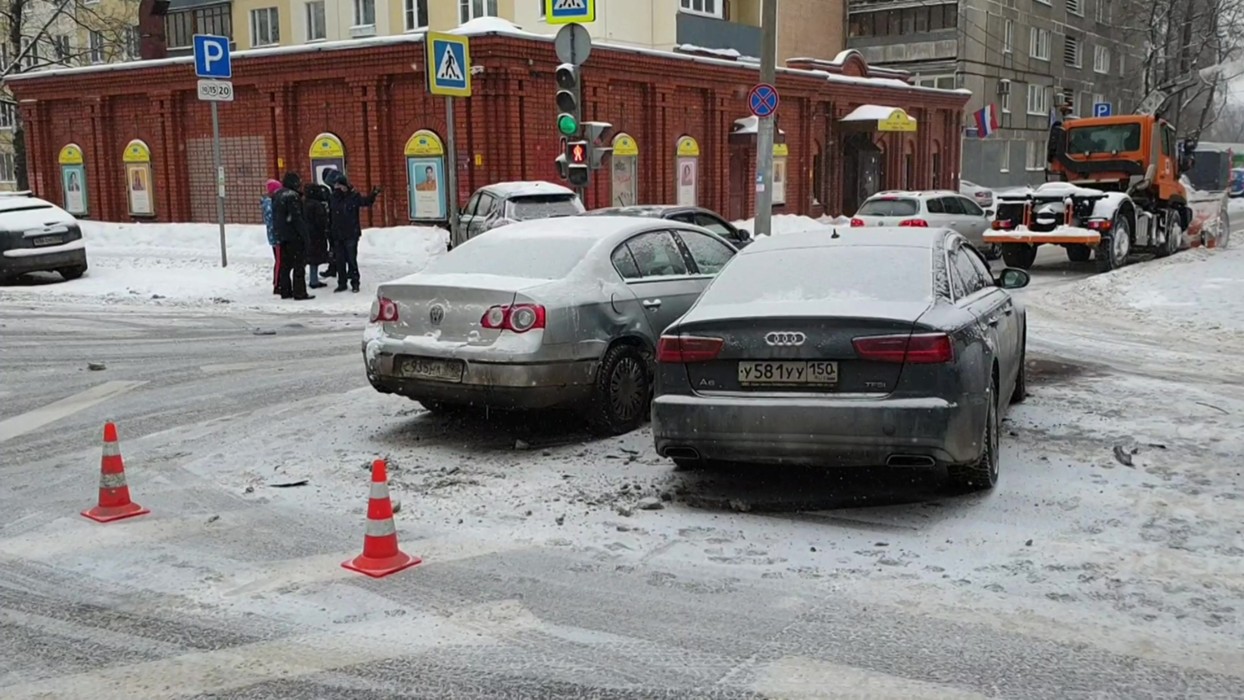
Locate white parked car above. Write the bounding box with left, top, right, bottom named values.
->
left=0, top=192, right=88, bottom=282
left=960, top=180, right=995, bottom=211
left=850, top=190, right=999, bottom=259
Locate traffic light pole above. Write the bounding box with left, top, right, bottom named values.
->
left=445, top=96, right=460, bottom=246
left=754, top=0, right=778, bottom=238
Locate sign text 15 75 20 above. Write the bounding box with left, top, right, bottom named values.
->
left=197, top=79, right=234, bottom=102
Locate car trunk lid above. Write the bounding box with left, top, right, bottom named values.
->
left=378, top=273, right=545, bottom=346
left=671, top=301, right=932, bottom=395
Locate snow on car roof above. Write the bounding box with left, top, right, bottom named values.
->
left=0, top=194, right=58, bottom=212
left=483, top=181, right=577, bottom=198
left=741, top=227, right=943, bottom=254
left=485, top=215, right=682, bottom=241
left=866, top=190, right=963, bottom=199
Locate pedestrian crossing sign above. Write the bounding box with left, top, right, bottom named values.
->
left=545, top=0, right=595, bottom=24
left=426, top=32, right=471, bottom=97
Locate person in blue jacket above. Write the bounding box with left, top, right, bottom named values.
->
left=263, top=179, right=281, bottom=295
left=328, top=174, right=381, bottom=293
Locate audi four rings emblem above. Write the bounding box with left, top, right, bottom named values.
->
left=429, top=305, right=445, bottom=325
left=765, top=332, right=806, bottom=346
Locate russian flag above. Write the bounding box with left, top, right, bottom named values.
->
left=974, top=104, right=999, bottom=138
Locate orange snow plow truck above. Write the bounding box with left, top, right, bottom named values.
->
left=985, top=112, right=1230, bottom=272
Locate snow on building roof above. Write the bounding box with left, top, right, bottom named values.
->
left=732, top=116, right=787, bottom=135
left=7, top=16, right=967, bottom=99
left=842, top=104, right=909, bottom=122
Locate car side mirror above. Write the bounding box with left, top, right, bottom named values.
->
left=996, top=268, right=1030, bottom=290
left=736, top=228, right=752, bottom=241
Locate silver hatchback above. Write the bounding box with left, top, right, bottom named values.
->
left=363, top=216, right=738, bottom=435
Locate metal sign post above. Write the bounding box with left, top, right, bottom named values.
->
left=193, top=34, right=233, bottom=268
left=426, top=32, right=472, bottom=246
left=753, top=0, right=778, bottom=238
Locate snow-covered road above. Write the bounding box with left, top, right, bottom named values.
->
left=1, top=223, right=1242, bottom=697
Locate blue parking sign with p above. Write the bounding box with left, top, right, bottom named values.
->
left=193, top=34, right=231, bottom=79
left=1093, top=102, right=1112, bottom=118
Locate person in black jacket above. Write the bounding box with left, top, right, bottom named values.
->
left=272, top=172, right=314, bottom=300
left=328, top=174, right=381, bottom=293
left=302, top=183, right=331, bottom=289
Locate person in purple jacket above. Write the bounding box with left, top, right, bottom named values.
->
left=262, top=179, right=281, bottom=295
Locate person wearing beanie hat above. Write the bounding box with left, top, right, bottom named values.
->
left=262, top=179, right=282, bottom=295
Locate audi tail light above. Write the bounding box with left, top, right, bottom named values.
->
left=371, top=296, right=399, bottom=323
left=480, top=304, right=547, bottom=333
left=898, top=219, right=929, bottom=227
left=850, top=218, right=866, bottom=227
left=657, top=335, right=724, bottom=363
left=853, top=333, right=953, bottom=364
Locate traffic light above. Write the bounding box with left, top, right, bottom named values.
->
left=555, top=63, right=581, bottom=137
left=566, top=139, right=589, bottom=187
left=582, top=121, right=613, bottom=170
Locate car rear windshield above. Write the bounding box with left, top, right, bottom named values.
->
left=1066, top=124, right=1142, bottom=154
left=857, top=198, right=920, bottom=217
left=701, top=245, right=933, bottom=304
left=508, top=195, right=582, bottom=221
left=428, top=234, right=596, bottom=280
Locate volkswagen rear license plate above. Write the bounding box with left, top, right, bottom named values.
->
left=32, top=236, right=62, bottom=247
left=399, top=357, right=464, bottom=383
left=738, top=361, right=838, bottom=385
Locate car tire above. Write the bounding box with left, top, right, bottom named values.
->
left=59, top=266, right=86, bottom=280
left=1154, top=208, right=1182, bottom=258
left=1065, top=244, right=1092, bottom=263
left=984, top=244, right=1003, bottom=261
left=948, top=377, right=999, bottom=492
left=1010, top=334, right=1028, bottom=405
left=585, top=344, right=650, bottom=436
left=1095, top=211, right=1131, bottom=272
left=1001, top=243, right=1037, bottom=269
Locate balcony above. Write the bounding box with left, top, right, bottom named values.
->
left=676, top=11, right=762, bottom=58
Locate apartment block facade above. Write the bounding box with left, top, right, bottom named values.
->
left=162, top=0, right=845, bottom=63
left=847, top=0, right=1145, bottom=187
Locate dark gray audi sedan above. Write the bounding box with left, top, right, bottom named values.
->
left=651, top=227, right=1030, bottom=491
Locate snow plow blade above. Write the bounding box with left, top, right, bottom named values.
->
left=983, top=230, right=1101, bottom=246
left=1185, top=190, right=1231, bottom=249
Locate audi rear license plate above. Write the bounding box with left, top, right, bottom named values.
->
left=738, top=361, right=838, bottom=386
left=398, top=357, right=464, bottom=383
left=32, top=236, right=62, bottom=247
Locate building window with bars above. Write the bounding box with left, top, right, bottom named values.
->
left=1064, top=35, right=1081, bottom=67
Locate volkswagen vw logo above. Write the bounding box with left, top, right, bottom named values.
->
left=429, top=304, right=445, bottom=325
left=765, top=331, right=806, bottom=347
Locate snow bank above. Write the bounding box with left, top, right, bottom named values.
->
left=1034, top=246, right=1244, bottom=342
left=731, top=214, right=830, bottom=237
left=0, top=220, right=448, bottom=314
left=988, top=224, right=1100, bottom=241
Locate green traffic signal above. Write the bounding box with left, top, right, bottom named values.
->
left=558, top=114, right=578, bottom=136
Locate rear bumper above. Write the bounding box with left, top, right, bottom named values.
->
left=651, top=392, right=984, bottom=467
left=983, top=232, right=1101, bottom=246
left=0, top=247, right=87, bottom=276
left=364, top=346, right=597, bottom=410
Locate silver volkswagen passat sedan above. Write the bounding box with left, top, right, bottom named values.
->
left=651, top=227, right=1030, bottom=491
left=363, top=216, right=738, bottom=435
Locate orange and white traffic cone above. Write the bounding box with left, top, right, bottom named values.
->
left=342, top=459, right=420, bottom=578
left=82, top=422, right=150, bottom=524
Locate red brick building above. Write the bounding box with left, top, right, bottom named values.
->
left=8, top=28, right=968, bottom=228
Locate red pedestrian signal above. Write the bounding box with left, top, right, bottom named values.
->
left=569, top=142, right=587, bottom=164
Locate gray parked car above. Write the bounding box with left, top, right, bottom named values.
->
left=583, top=205, right=754, bottom=248
left=455, top=181, right=584, bottom=248
left=363, top=216, right=738, bottom=435
left=651, top=227, right=1030, bottom=491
